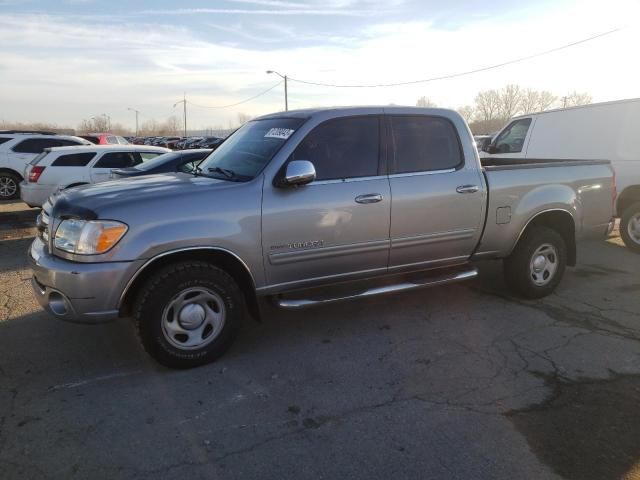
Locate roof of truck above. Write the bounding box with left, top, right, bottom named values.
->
left=255, top=106, right=458, bottom=121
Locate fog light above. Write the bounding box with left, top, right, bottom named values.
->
left=48, top=292, right=69, bottom=316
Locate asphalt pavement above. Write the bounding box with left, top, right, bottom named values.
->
left=1, top=199, right=640, bottom=480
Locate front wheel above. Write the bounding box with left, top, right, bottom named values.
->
left=504, top=226, right=567, bottom=299
left=620, top=202, right=640, bottom=252
left=134, top=261, right=244, bottom=369
left=0, top=172, right=20, bottom=200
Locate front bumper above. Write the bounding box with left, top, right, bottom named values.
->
left=28, top=237, right=140, bottom=324
left=20, top=182, right=55, bottom=208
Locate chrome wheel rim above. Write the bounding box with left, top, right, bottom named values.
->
left=161, top=287, right=226, bottom=350
left=628, top=213, right=640, bottom=245
left=529, top=243, right=558, bottom=286
left=0, top=176, right=17, bottom=198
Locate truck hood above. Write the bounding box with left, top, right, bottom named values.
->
left=49, top=173, right=235, bottom=219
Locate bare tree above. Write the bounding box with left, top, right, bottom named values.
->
left=537, top=90, right=557, bottom=111
left=562, top=91, right=592, bottom=108
left=416, top=96, right=437, bottom=108
left=457, top=105, right=475, bottom=123
left=474, top=89, right=501, bottom=122
left=498, top=84, right=522, bottom=119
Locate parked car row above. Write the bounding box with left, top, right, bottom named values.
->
left=130, top=135, right=224, bottom=150
left=0, top=130, right=92, bottom=200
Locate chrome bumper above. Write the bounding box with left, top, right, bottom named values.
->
left=28, top=237, right=140, bottom=324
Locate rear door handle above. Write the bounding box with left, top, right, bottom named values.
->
left=456, top=185, right=479, bottom=194
left=355, top=193, right=383, bottom=204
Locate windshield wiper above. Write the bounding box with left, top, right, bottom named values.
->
left=208, top=167, right=238, bottom=180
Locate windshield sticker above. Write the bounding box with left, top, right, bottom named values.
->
left=264, top=128, right=295, bottom=140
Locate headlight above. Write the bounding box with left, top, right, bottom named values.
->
left=54, top=219, right=128, bottom=255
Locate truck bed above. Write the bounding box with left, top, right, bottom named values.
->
left=473, top=158, right=614, bottom=259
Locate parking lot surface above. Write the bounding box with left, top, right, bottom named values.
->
left=1, top=200, right=640, bottom=480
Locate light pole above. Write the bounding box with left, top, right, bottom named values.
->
left=128, top=108, right=140, bottom=136
left=173, top=92, right=187, bottom=137
left=266, top=70, right=288, bottom=111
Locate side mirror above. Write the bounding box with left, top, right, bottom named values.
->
left=484, top=144, right=498, bottom=154
left=278, top=160, right=316, bottom=187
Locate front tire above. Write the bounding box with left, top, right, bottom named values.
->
left=134, top=261, right=244, bottom=369
left=620, top=202, right=640, bottom=252
left=0, top=172, right=20, bottom=200
left=504, top=226, right=567, bottom=299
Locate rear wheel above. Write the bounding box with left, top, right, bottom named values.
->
left=504, top=226, right=567, bottom=299
left=134, top=261, right=244, bottom=369
left=620, top=202, right=640, bottom=252
left=0, top=172, right=20, bottom=200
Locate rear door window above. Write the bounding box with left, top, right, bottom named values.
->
left=52, top=152, right=96, bottom=167
left=290, top=116, right=379, bottom=181
left=390, top=116, right=463, bottom=173
left=493, top=118, right=532, bottom=154
left=94, top=152, right=140, bottom=168
left=12, top=138, right=62, bottom=154
left=0, top=137, right=11, bottom=145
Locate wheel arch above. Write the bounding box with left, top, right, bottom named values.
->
left=0, top=167, right=23, bottom=181
left=616, top=185, right=640, bottom=217
left=511, top=209, right=576, bottom=266
left=119, top=247, right=260, bottom=321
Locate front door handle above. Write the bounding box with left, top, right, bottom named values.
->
left=456, top=185, right=479, bottom=194
left=355, top=193, right=383, bottom=204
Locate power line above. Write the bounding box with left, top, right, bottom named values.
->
left=287, top=28, right=621, bottom=88
left=188, top=81, right=283, bottom=109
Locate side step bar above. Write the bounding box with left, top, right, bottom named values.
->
left=274, top=267, right=478, bottom=310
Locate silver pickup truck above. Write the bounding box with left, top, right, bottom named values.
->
left=29, top=107, right=615, bottom=368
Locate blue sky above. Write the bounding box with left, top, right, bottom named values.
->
left=0, top=0, right=638, bottom=130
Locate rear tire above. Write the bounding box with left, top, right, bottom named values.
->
left=0, top=172, right=20, bottom=200
left=504, top=226, right=567, bottom=299
left=134, top=261, right=244, bottom=369
left=620, top=202, right=640, bottom=252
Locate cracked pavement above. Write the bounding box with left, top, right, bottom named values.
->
left=1, top=200, right=640, bottom=479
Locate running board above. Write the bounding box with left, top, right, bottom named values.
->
left=274, top=267, right=478, bottom=310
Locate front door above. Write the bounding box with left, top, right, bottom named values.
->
left=261, top=115, right=391, bottom=289
left=387, top=115, right=486, bottom=271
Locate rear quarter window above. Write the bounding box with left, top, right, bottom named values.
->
left=52, top=152, right=96, bottom=167
left=0, top=137, right=12, bottom=145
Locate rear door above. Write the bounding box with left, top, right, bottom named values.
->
left=387, top=115, right=485, bottom=271
left=261, top=115, right=391, bottom=289
left=90, top=151, right=140, bottom=183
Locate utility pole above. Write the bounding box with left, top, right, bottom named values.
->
left=174, top=93, right=187, bottom=136
left=266, top=70, right=288, bottom=111
left=128, top=108, right=140, bottom=136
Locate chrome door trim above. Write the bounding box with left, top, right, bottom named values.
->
left=391, top=229, right=476, bottom=249
left=388, top=168, right=456, bottom=179
left=268, top=239, right=390, bottom=266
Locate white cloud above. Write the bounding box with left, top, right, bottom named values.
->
left=0, top=0, right=638, bottom=130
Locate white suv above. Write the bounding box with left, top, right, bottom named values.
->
left=0, top=131, right=91, bottom=200
left=20, top=145, right=170, bottom=207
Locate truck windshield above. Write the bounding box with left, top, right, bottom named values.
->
left=197, top=118, right=305, bottom=181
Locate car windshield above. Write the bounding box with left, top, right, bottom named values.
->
left=197, top=118, right=305, bottom=181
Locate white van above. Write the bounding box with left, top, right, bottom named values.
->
left=480, top=98, right=640, bottom=251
